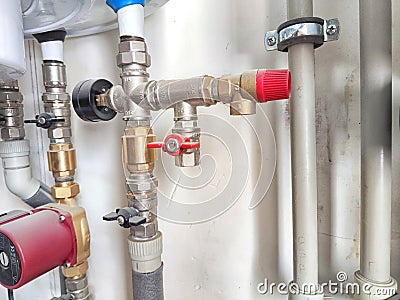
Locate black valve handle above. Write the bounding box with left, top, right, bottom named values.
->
left=24, top=113, right=65, bottom=129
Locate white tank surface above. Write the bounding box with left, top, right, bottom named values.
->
left=21, top=0, right=169, bottom=37
left=0, top=0, right=26, bottom=82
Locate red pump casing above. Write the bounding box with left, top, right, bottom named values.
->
left=0, top=208, right=77, bottom=289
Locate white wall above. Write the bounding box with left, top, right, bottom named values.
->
left=0, top=0, right=399, bottom=299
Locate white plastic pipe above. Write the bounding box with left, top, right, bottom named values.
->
left=117, top=4, right=145, bottom=38
left=40, top=41, right=64, bottom=62
left=287, top=0, right=320, bottom=293
left=359, top=0, right=392, bottom=283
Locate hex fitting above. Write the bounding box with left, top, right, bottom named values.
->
left=62, top=261, right=89, bottom=280
left=52, top=182, right=80, bottom=203
left=65, top=274, right=91, bottom=300
left=117, top=38, right=151, bottom=68
left=0, top=81, right=25, bottom=140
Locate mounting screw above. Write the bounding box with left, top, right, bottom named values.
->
left=165, top=138, right=180, bottom=153
left=326, top=24, right=337, bottom=36
left=59, top=215, right=66, bottom=223
left=117, top=216, right=125, bottom=226
left=267, top=36, right=277, bottom=46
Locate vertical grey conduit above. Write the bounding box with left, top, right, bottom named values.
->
left=287, top=0, right=321, bottom=298
left=355, top=0, right=397, bottom=298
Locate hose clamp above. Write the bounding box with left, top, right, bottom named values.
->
left=265, top=17, right=340, bottom=52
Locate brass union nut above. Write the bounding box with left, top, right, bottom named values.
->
left=52, top=183, right=80, bottom=199
left=62, top=261, right=89, bottom=279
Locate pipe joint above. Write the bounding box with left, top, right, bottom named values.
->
left=128, top=231, right=163, bottom=273
left=354, top=271, right=397, bottom=300
left=0, top=83, right=25, bottom=140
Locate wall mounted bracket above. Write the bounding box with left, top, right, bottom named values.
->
left=265, top=17, right=340, bottom=51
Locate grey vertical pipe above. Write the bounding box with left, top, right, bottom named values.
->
left=288, top=0, right=319, bottom=288
left=359, top=0, right=392, bottom=283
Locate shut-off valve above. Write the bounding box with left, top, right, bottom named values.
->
left=147, top=133, right=200, bottom=157
left=103, top=207, right=147, bottom=228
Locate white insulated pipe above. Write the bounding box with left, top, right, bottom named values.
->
left=359, top=0, right=392, bottom=283
left=117, top=4, right=145, bottom=38
left=287, top=0, right=319, bottom=292
left=40, top=41, right=64, bottom=62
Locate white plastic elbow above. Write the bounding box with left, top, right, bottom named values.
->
left=0, top=140, right=40, bottom=200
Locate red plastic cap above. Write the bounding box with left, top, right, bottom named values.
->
left=256, top=69, right=292, bottom=102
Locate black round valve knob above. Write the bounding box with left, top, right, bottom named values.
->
left=72, top=79, right=117, bottom=122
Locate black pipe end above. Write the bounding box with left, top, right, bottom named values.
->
left=33, top=29, right=67, bottom=44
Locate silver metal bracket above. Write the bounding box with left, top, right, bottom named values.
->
left=265, top=18, right=340, bottom=51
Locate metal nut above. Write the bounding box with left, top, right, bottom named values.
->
left=42, top=93, right=70, bottom=102
left=128, top=179, right=158, bottom=193
left=65, top=275, right=88, bottom=291
left=132, top=221, right=157, bottom=238
left=62, top=261, right=89, bottom=279
left=119, top=40, right=147, bottom=52
left=117, top=51, right=151, bottom=67
left=52, top=183, right=80, bottom=199
left=49, top=128, right=72, bottom=139
left=175, top=150, right=200, bottom=167
left=0, top=91, right=22, bottom=102
left=1, top=127, right=24, bottom=140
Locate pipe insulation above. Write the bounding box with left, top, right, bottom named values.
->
left=287, top=0, right=319, bottom=291
left=133, top=265, right=164, bottom=300
left=359, top=0, right=392, bottom=283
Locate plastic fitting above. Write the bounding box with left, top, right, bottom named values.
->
left=33, top=30, right=67, bottom=63
left=0, top=140, right=53, bottom=207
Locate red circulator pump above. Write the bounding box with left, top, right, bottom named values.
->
left=0, top=204, right=89, bottom=290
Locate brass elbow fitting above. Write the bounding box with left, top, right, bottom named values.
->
left=219, top=70, right=258, bottom=115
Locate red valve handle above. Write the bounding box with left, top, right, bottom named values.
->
left=147, top=134, right=200, bottom=156
left=181, top=141, right=200, bottom=149
left=147, top=142, right=164, bottom=149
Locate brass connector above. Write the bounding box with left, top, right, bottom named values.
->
left=44, top=203, right=90, bottom=279
left=52, top=181, right=80, bottom=206
left=122, top=127, right=157, bottom=172
left=219, top=70, right=257, bottom=115
left=62, top=261, right=89, bottom=280
left=47, top=143, right=77, bottom=179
